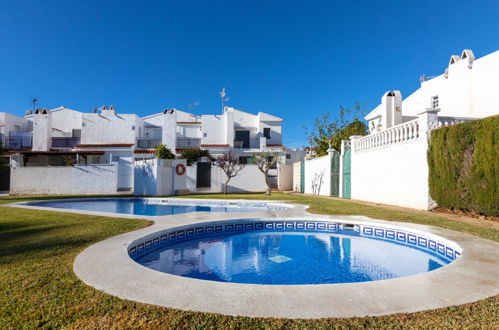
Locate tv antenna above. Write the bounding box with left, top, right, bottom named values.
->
left=188, top=101, right=200, bottom=114
left=31, top=97, right=38, bottom=110
left=219, top=87, right=229, bottom=114
left=419, top=74, right=436, bottom=83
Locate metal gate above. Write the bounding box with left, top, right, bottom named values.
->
left=300, top=161, right=305, bottom=193
left=330, top=152, right=340, bottom=197
left=342, top=148, right=351, bottom=199
left=196, top=162, right=211, bottom=188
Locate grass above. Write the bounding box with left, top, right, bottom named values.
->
left=0, top=193, right=498, bottom=328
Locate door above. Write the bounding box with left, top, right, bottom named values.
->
left=234, top=130, right=250, bottom=148
left=330, top=152, right=340, bottom=197
left=196, top=162, right=211, bottom=188
left=342, top=148, right=351, bottom=199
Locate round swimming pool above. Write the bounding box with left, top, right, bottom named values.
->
left=26, top=198, right=291, bottom=216
left=131, top=220, right=460, bottom=285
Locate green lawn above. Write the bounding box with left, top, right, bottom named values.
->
left=0, top=193, right=497, bottom=329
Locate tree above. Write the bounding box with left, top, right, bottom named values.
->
left=254, top=149, right=280, bottom=195
left=180, top=149, right=211, bottom=165
left=304, top=102, right=368, bottom=156
left=213, top=151, right=246, bottom=194
left=155, top=144, right=175, bottom=159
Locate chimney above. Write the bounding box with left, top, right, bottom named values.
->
left=225, top=107, right=234, bottom=147
left=162, top=108, right=177, bottom=152
left=32, top=108, right=52, bottom=151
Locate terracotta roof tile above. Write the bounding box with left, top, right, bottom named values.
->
left=76, top=144, right=134, bottom=148
left=200, top=144, right=230, bottom=148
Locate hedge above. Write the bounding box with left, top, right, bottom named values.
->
left=428, top=115, right=498, bottom=216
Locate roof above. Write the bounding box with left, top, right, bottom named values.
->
left=200, top=144, right=230, bottom=148
left=76, top=144, right=134, bottom=148
left=258, top=112, right=283, bottom=122
left=12, top=150, right=104, bottom=155
left=134, top=148, right=200, bottom=154
left=365, top=104, right=382, bottom=121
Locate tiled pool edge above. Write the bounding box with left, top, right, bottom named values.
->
left=128, top=219, right=462, bottom=263
left=72, top=205, right=499, bottom=319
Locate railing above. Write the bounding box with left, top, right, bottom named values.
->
left=234, top=140, right=244, bottom=148
left=51, top=137, right=80, bottom=149
left=7, top=136, right=32, bottom=150
left=438, top=116, right=476, bottom=128
left=136, top=138, right=162, bottom=149
left=354, top=119, right=420, bottom=152
left=176, top=138, right=201, bottom=149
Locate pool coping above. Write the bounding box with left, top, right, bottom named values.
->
left=6, top=198, right=499, bottom=318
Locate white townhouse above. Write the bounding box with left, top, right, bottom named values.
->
left=365, top=49, right=499, bottom=133
left=346, top=49, right=498, bottom=210
left=0, top=112, right=32, bottom=150
left=6, top=103, right=305, bottom=194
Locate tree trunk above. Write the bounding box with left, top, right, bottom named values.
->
left=264, top=170, right=271, bottom=195
left=224, top=178, right=230, bottom=194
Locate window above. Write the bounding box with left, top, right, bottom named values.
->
left=263, top=127, right=271, bottom=139
left=431, top=95, right=439, bottom=109
left=286, top=154, right=291, bottom=159
left=203, top=133, right=207, bottom=137
left=72, top=129, right=81, bottom=138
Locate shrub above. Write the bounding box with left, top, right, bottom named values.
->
left=180, top=149, right=211, bottom=165
left=428, top=116, right=498, bottom=216
left=155, top=144, right=175, bottom=159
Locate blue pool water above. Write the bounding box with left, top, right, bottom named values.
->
left=136, top=229, right=452, bottom=285
left=32, top=199, right=277, bottom=216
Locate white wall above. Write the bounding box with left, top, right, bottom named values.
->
left=292, top=161, right=302, bottom=192
left=351, top=136, right=430, bottom=210
left=81, top=110, right=140, bottom=144
left=201, top=115, right=226, bottom=145
left=133, top=159, right=187, bottom=196
left=277, top=163, right=293, bottom=191
left=303, top=155, right=331, bottom=196
left=187, top=163, right=267, bottom=193
left=10, top=164, right=118, bottom=195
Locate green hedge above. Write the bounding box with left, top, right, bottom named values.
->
left=428, top=115, right=498, bottom=216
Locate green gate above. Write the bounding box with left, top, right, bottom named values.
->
left=300, top=161, right=305, bottom=193
left=330, top=152, right=340, bottom=197
left=342, top=148, right=351, bottom=199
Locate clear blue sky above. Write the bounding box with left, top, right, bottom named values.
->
left=1, top=1, right=498, bottom=147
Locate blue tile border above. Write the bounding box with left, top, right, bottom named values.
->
left=128, top=220, right=462, bottom=263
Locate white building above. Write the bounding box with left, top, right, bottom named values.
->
left=296, top=49, right=499, bottom=210
left=6, top=103, right=305, bottom=195
left=0, top=112, right=32, bottom=150
left=365, top=49, right=498, bottom=133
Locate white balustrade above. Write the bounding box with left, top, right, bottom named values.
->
left=353, top=119, right=420, bottom=152
left=437, top=116, right=476, bottom=128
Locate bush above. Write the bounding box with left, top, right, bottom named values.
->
left=155, top=144, right=175, bottom=159
left=428, top=116, right=498, bottom=216
left=180, top=149, right=211, bottom=165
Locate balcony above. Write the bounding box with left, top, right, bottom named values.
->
left=7, top=135, right=32, bottom=150
left=176, top=138, right=201, bottom=149
left=136, top=138, right=162, bottom=149
left=51, top=137, right=80, bottom=149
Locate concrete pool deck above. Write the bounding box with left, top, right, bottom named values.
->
left=9, top=198, right=499, bottom=319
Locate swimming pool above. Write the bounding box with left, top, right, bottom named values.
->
left=28, top=198, right=291, bottom=216
left=131, top=219, right=460, bottom=285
